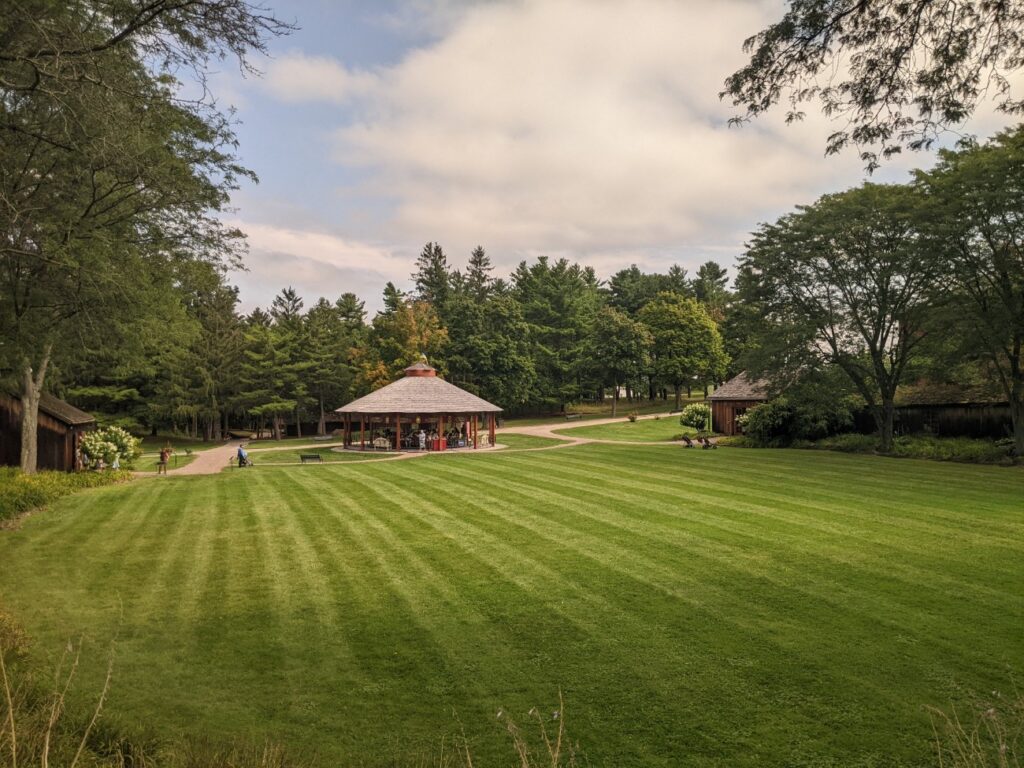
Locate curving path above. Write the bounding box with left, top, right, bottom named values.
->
left=137, top=411, right=701, bottom=476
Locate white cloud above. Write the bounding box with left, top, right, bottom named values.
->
left=253, top=0, right=1024, bottom=286
left=228, top=220, right=410, bottom=311
left=262, top=51, right=377, bottom=104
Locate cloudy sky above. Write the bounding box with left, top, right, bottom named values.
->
left=214, top=0, right=1018, bottom=312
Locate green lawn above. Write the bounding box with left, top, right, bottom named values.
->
left=247, top=435, right=344, bottom=447
left=496, top=433, right=571, bottom=449
left=139, top=434, right=217, bottom=453
left=555, top=417, right=697, bottom=442
left=0, top=445, right=1021, bottom=767
left=502, top=398, right=692, bottom=427
left=252, top=446, right=398, bottom=464
left=137, top=452, right=197, bottom=471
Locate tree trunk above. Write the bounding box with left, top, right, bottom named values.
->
left=295, top=408, right=302, bottom=439
left=318, top=395, right=326, bottom=436
left=875, top=399, right=896, bottom=452
left=272, top=415, right=282, bottom=441
left=674, top=384, right=681, bottom=412
left=612, top=386, right=619, bottom=417
left=19, top=345, right=52, bottom=474
left=1010, top=386, right=1024, bottom=458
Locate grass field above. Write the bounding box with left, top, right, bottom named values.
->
left=501, top=398, right=691, bottom=427
left=253, top=446, right=399, bottom=464
left=137, top=452, right=197, bottom=471
left=496, top=433, right=571, bottom=449
left=555, top=417, right=697, bottom=442
left=0, top=445, right=1021, bottom=767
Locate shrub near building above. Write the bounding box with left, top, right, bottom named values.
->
left=80, top=426, right=141, bottom=469
left=740, top=396, right=856, bottom=446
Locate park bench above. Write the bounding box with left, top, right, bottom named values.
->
left=300, top=453, right=323, bottom=464
left=372, top=437, right=391, bottom=451
left=564, top=413, right=583, bottom=421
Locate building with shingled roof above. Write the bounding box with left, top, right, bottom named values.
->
left=0, top=392, right=96, bottom=471
left=336, top=360, right=502, bottom=451
left=708, top=372, right=769, bottom=436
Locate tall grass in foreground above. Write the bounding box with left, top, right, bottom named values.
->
left=1, top=610, right=580, bottom=767
left=931, top=690, right=1024, bottom=767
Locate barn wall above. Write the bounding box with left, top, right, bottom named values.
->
left=854, top=403, right=1012, bottom=439
left=0, top=394, right=78, bottom=472
left=711, top=400, right=765, bottom=436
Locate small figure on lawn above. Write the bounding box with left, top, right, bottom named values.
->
left=158, top=448, right=169, bottom=474
left=237, top=443, right=251, bottom=467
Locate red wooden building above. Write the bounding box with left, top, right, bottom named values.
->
left=0, top=392, right=96, bottom=472
left=336, top=361, right=502, bottom=451
left=709, top=372, right=768, bottom=436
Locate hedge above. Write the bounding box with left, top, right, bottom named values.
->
left=0, top=467, right=132, bottom=523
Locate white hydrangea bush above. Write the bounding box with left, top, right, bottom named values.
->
left=679, top=402, right=712, bottom=430
left=81, top=426, right=141, bottom=469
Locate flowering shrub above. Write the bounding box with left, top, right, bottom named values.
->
left=679, top=403, right=711, bottom=430
left=80, top=426, right=141, bottom=468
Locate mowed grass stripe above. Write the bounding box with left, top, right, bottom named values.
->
left=0, top=445, right=1021, bottom=767
left=517, top=450, right=1023, bottom=599
left=277, top=469, right=510, bottom=746
left=549, top=447, right=1024, bottom=546
left=379, top=455, right=933, bottom=759
left=486, top=449, right=1023, bottom=663
left=346, top=460, right=832, bottom=761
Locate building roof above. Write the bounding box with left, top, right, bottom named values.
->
left=336, top=363, right=502, bottom=415
left=708, top=372, right=770, bottom=402
left=39, top=393, right=96, bottom=426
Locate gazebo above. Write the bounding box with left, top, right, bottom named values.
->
left=336, top=361, right=502, bottom=451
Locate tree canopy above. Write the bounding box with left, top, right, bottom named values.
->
left=723, top=0, right=1024, bottom=169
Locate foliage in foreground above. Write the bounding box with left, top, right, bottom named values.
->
left=0, top=608, right=579, bottom=768
left=0, top=469, right=132, bottom=523
left=931, top=689, right=1024, bottom=768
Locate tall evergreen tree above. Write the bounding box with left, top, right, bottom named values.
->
left=512, top=257, right=601, bottom=410
left=412, top=242, right=451, bottom=308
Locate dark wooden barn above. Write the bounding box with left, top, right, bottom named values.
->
left=709, top=372, right=769, bottom=436
left=0, top=393, right=96, bottom=472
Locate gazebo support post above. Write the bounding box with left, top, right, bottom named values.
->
left=394, top=413, right=401, bottom=451
left=440, top=415, right=446, bottom=450
left=360, top=415, right=365, bottom=451
left=473, top=413, right=478, bottom=449
left=489, top=413, right=495, bottom=446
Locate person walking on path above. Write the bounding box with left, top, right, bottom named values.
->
left=157, top=448, right=169, bottom=475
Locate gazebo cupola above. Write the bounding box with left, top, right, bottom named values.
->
left=335, top=358, right=502, bottom=451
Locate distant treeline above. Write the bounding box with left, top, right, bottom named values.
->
left=62, top=249, right=734, bottom=439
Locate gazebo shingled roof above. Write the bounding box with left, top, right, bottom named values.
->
left=336, top=361, right=500, bottom=451
left=336, top=362, right=502, bottom=415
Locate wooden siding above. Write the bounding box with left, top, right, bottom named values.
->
left=0, top=394, right=90, bottom=472
left=711, top=399, right=764, bottom=436
left=854, top=403, right=1012, bottom=439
